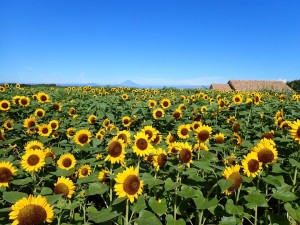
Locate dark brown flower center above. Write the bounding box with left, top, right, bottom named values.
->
left=144, top=130, right=153, bottom=139
left=18, top=205, right=47, bottom=225
left=78, top=134, right=88, bottom=144
left=123, top=175, right=140, bottom=195
left=215, top=136, right=224, bottom=144
left=197, top=130, right=210, bottom=142
left=90, top=117, right=96, bottom=124
left=150, top=102, right=155, bottom=107
left=173, top=111, right=181, bottom=119
left=0, top=167, right=12, bottom=183
left=6, top=122, right=12, bottom=128
left=50, top=123, right=57, bottom=129
left=42, top=127, right=49, bottom=134
left=123, top=119, right=130, bottom=124
left=297, top=127, right=300, bottom=137
left=233, top=123, right=240, bottom=132
left=219, top=100, right=225, bottom=107
left=157, top=154, right=167, bottom=167
left=248, top=159, right=260, bottom=173
left=257, top=148, right=274, bottom=163
left=21, top=99, right=28, bottom=105
left=31, top=145, right=42, bottom=150
left=27, top=155, right=40, bottom=166
left=37, top=111, right=43, bottom=117
left=168, top=135, right=176, bottom=143
left=155, top=110, right=163, bottom=118
left=45, top=152, right=55, bottom=160
left=227, top=172, right=242, bottom=191
left=179, top=148, right=192, bottom=163
left=152, top=135, right=160, bottom=144
left=261, top=132, right=273, bottom=139
left=68, top=130, right=75, bottom=136
left=235, top=97, right=240, bottom=102
left=40, top=95, right=47, bottom=102
left=180, top=128, right=189, bottom=136
left=118, top=134, right=127, bottom=143
left=163, top=101, right=169, bottom=107
left=81, top=168, right=89, bottom=176
left=193, top=124, right=200, bottom=130
left=54, top=183, right=69, bottom=197
left=62, top=158, right=72, bottom=168
left=1, top=102, right=9, bottom=108
left=52, top=103, right=59, bottom=110
left=108, top=141, right=122, bottom=157
left=136, top=138, right=148, bottom=150
left=28, top=121, right=36, bottom=128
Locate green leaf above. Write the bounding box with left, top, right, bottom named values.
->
left=40, top=187, right=53, bottom=195
left=219, top=216, right=238, bottom=225
left=131, top=196, right=147, bottom=213
left=87, top=207, right=120, bottom=223
left=148, top=197, right=167, bottom=216
left=2, top=191, right=28, bottom=203
left=11, top=177, right=33, bottom=185
left=76, top=174, right=98, bottom=184
left=244, top=192, right=268, bottom=208
left=135, top=210, right=162, bottom=225
left=52, top=147, right=63, bottom=156
left=105, top=113, right=114, bottom=122
left=45, top=194, right=62, bottom=204
left=177, top=185, right=197, bottom=198
left=0, top=207, right=12, bottom=213
left=193, top=194, right=218, bottom=210
left=218, top=179, right=234, bottom=193
left=284, top=203, right=300, bottom=221
left=262, top=175, right=285, bottom=187
left=166, top=214, right=186, bottom=225
left=289, top=158, right=300, bottom=169
left=85, top=182, right=109, bottom=196
left=165, top=178, right=180, bottom=191
left=272, top=184, right=298, bottom=201
left=51, top=168, right=75, bottom=177
left=269, top=214, right=290, bottom=225
left=225, top=199, right=243, bottom=215
left=192, top=161, right=212, bottom=171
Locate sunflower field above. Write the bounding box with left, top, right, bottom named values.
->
left=0, top=83, right=300, bottom=225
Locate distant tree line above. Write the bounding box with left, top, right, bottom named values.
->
left=286, top=79, right=300, bottom=92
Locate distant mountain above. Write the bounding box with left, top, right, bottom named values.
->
left=118, top=80, right=141, bottom=87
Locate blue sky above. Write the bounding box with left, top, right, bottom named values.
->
left=0, top=0, right=299, bottom=85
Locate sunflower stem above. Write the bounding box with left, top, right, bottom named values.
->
left=109, top=163, right=113, bottom=205
left=235, top=183, right=242, bottom=204
left=174, top=171, right=180, bottom=220
left=198, top=210, right=204, bottom=225
left=254, top=205, right=258, bottom=225
left=125, top=199, right=130, bottom=225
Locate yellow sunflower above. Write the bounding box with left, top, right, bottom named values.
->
left=9, top=195, right=54, bottom=225
left=166, top=132, right=176, bottom=145
left=160, top=98, right=171, bottom=109
left=141, top=125, right=158, bottom=142
left=116, top=130, right=131, bottom=146
left=78, top=165, right=92, bottom=178
left=152, top=148, right=167, bottom=171
left=222, top=165, right=242, bottom=195
left=191, top=121, right=202, bottom=131
left=57, top=153, right=76, bottom=170
left=122, top=116, right=131, bottom=127
left=289, top=120, right=300, bottom=144
left=68, top=107, right=75, bottom=116
left=177, top=124, right=190, bottom=139
left=102, top=118, right=110, bottom=128
left=34, top=108, right=45, bottom=118
left=200, top=106, right=208, bottom=113
left=52, top=102, right=62, bottom=111
left=88, top=115, right=96, bottom=125
left=122, top=93, right=129, bottom=100
left=19, top=96, right=30, bottom=107
left=21, top=150, right=46, bottom=173
left=0, top=161, right=17, bottom=187
left=3, top=119, right=14, bottom=130
left=53, top=177, right=76, bottom=198
left=38, top=124, right=52, bottom=137
left=194, top=124, right=212, bottom=143
left=0, top=86, right=5, bottom=92
left=23, top=116, right=38, bottom=131
left=24, top=140, right=44, bottom=151
left=105, top=138, right=126, bottom=164
left=74, top=129, right=92, bottom=146
left=114, top=166, right=144, bottom=203
left=232, top=94, right=243, bottom=105
left=44, top=148, right=56, bottom=160
left=12, top=95, right=21, bottom=105
left=66, top=127, right=76, bottom=138
left=153, top=108, right=165, bottom=120
left=132, top=132, right=154, bottom=157
left=214, top=133, right=225, bottom=144
left=151, top=133, right=162, bottom=145
left=252, top=138, right=278, bottom=165
left=37, top=92, right=50, bottom=103
left=0, top=129, right=5, bottom=141
left=172, top=109, right=182, bottom=120
left=98, top=170, right=110, bottom=184
left=178, top=142, right=193, bottom=168
left=0, top=100, right=11, bottom=111
left=49, top=120, right=59, bottom=130
left=148, top=100, right=157, bottom=108
left=224, top=153, right=237, bottom=165
left=241, top=152, right=262, bottom=178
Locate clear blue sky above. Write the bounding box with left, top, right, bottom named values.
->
left=0, top=0, right=299, bottom=85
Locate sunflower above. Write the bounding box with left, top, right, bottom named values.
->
left=9, top=195, right=54, bottom=225
left=0, top=86, right=5, bottom=92
left=178, top=142, right=193, bottom=168
left=252, top=138, right=278, bottom=165
left=116, top=130, right=131, bottom=146
left=122, top=93, right=129, bottom=100
left=289, top=120, right=300, bottom=144
left=166, top=132, right=176, bottom=145
left=105, top=138, right=126, bottom=164
left=98, top=170, right=110, bottom=184
left=172, top=109, right=182, bottom=120
left=95, top=131, right=105, bottom=140
left=194, top=124, right=212, bottom=143
left=78, top=164, right=92, bottom=178
left=191, top=121, right=202, bottom=131
left=148, top=100, right=157, bottom=108
left=253, top=93, right=262, bottom=105
left=122, top=116, right=131, bottom=127
left=153, top=108, right=165, bottom=120
left=74, top=129, right=92, bottom=146
left=224, top=153, right=237, bottom=165
left=0, top=129, right=5, bottom=141
left=214, top=133, right=225, bottom=144
left=151, top=134, right=162, bottom=145
left=226, top=116, right=236, bottom=124
left=37, top=92, right=50, bottom=103
left=18, top=96, right=30, bottom=107
left=86, top=115, right=96, bottom=125
left=38, top=124, right=52, bottom=137
left=232, top=94, right=243, bottom=105
left=34, top=108, right=45, bottom=118
left=114, top=166, right=144, bottom=203
left=160, top=98, right=171, bottom=109
left=52, top=103, right=62, bottom=111
left=152, top=148, right=167, bottom=171
left=3, top=119, right=14, bottom=130
left=57, top=153, right=76, bottom=170
left=0, top=100, right=11, bottom=111
left=241, top=152, right=262, bottom=178
left=23, top=116, right=38, bottom=132
left=68, top=107, right=75, bottom=116
left=21, top=150, right=46, bottom=173
left=261, top=130, right=274, bottom=140
left=15, top=83, right=21, bottom=88
left=25, top=140, right=44, bottom=151
left=102, top=118, right=110, bottom=128
left=53, top=177, right=76, bottom=198
left=193, top=142, right=209, bottom=151
left=12, top=96, right=21, bottom=105
left=178, top=103, right=187, bottom=110
left=132, top=132, right=154, bottom=157
left=44, top=148, right=56, bottom=160
left=66, top=127, right=76, bottom=138
left=222, top=165, right=242, bottom=195
left=141, top=125, right=158, bottom=142
left=48, top=120, right=59, bottom=130
left=177, top=124, right=190, bottom=139
left=0, top=161, right=17, bottom=187
left=232, top=122, right=240, bottom=132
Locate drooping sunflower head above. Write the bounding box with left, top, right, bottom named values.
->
left=153, top=108, right=165, bottom=120
left=152, top=148, right=167, bottom=171
left=261, top=130, right=274, bottom=140
left=0, top=161, right=17, bottom=187
left=194, top=124, right=212, bottom=143
left=114, top=166, right=144, bottom=203
left=74, top=129, right=92, bottom=146
left=178, top=142, right=193, bottom=168
left=141, top=125, right=158, bottom=142
left=3, top=119, right=14, bottom=130
left=222, top=165, right=242, bottom=195
left=241, top=151, right=262, bottom=178
left=105, top=138, right=126, bottom=164
left=88, top=115, right=96, bottom=125
left=232, top=122, right=240, bottom=132
left=9, top=195, right=54, bottom=225
left=98, top=170, right=110, bottom=184
left=102, top=118, right=110, bottom=128
left=116, top=130, right=131, bottom=146
left=289, top=119, right=300, bottom=144
left=78, top=164, right=92, bottom=178
left=133, top=132, right=154, bottom=157
left=37, top=92, right=50, bottom=103
left=24, top=140, right=44, bottom=151
left=165, top=132, right=176, bottom=145
left=214, top=133, right=225, bottom=144
left=68, top=107, right=76, bottom=116
left=38, top=124, right=52, bottom=137
left=57, top=153, right=76, bottom=170
left=122, top=116, right=131, bottom=127
left=0, top=100, right=11, bottom=111
left=21, top=149, right=46, bottom=173
left=252, top=138, right=278, bottom=165
left=160, top=98, right=171, bottom=109
left=54, top=177, right=76, bottom=198
left=34, top=108, right=45, bottom=118
left=49, top=120, right=59, bottom=130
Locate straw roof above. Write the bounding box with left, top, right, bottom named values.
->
left=228, top=80, right=293, bottom=92
left=210, top=83, right=232, bottom=91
